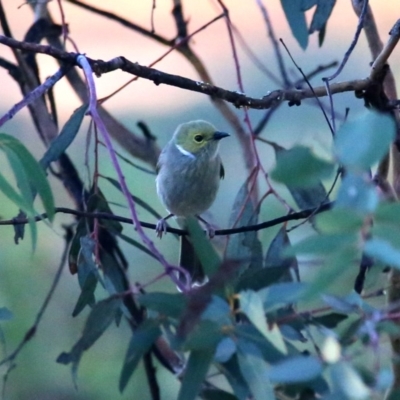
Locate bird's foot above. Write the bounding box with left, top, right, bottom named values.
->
left=196, top=215, right=215, bottom=239
left=156, top=219, right=168, bottom=238
left=156, top=213, right=174, bottom=238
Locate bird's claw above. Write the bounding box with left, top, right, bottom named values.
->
left=156, top=219, right=168, bottom=238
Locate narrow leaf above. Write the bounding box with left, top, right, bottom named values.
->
left=119, top=319, right=161, bottom=392
left=334, top=110, right=395, bottom=171
left=237, top=340, right=275, bottom=400
left=178, top=349, right=214, bottom=400
left=271, top=146, right=334, bottom=187
left=269, top=355, right=323, bottom=383
left=186, top=216, right=221, bottom=277
left=280, top=0, right=308, bottom=49
left=40, top=104, right=87, bottom=169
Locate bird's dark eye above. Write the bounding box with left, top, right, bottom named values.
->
left=194, top=134, right=204, bottom=143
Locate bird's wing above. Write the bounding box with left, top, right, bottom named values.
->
left=220, top=162, right=225, bottom=179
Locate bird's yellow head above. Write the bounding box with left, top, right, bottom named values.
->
left=173, top=120, right=229, bottom=156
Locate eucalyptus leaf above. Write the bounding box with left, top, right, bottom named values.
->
left=271, top=146, right=334, bottom=187
left=269, top=355, right=323, bottom=383
left=280, top=0, right=308, bottom=49
left=334, top=110, right=395, bottom=171
left=178, top=349, right=215, bottom=400
left=40, top=104, right=87, bottom=169
left=119, top=319, right=161, bottom=392
left=237, top=339, right=275, bottom=400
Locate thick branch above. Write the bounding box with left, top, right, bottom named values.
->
left=0, top=34, right=378, bottom=110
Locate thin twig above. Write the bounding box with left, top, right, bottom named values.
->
left=0, top=202, right=333, bottom=236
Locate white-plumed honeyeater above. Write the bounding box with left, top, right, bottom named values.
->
left=155, top=120, right=229, bottom=284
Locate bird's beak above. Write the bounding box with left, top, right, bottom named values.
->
left=213, top=131, right=230, bottom=141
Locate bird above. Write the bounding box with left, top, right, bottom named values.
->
left=155, top=120, right=229, bottom=284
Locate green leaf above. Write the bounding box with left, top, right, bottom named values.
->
left=364, top=238, right=400, bottom=269
left=288, top=233, right=357, bottom=256
left=40, top=104, right=87, bottom=169
left=184, top=320, right=223, bottom=351
left=186, top=216, right=221, bottom=277
left=0, top=133, right=55, bottom=221
left=330, top=362, right=370, bottom=399
left=237, top=340, right=275, bottom=400
left=240, top=290, right=270, bottom=340
left=271, top=146, right=334, bottom=187
left=56, top=296, right=121, bottom=383
left=335, top=173, right=378, bottom=214
left=138, top=292, right=186, bottom=319
left=334, top=110, right=395, bottom=171
left=226, top=181, right=260, bottom=273
left=178, top=349, right=215, bottom=400
left=202, top=295, right=232, bottom=326
left=309, top=0, right=336, bottom=33
left=0, top=170, right=37, bottom=248
left=315, top=208, right=364, bottom=234
left=0, top=307, right=13, bottom=321
left=261, top=282, right=307, bottom=311
left=269, top=355, right=323, bottom=383
left=280, top=0, right=308, bottom=49
left=119, top=319, right=161, bottom=392
left=235, top=324, right=285, bottom=364
left=214, top=337, right=236, bottom=363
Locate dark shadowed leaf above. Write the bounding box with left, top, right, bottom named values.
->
left=237, top=339, right=275, bottom=400
left=334, top=110, right=395, bottom=171
left=202, top=388, right=238, bottom=400
left=119, top=319, right=161, bottom=392
left=235, top=266, right=290, bottom=292
left=56, top=296, right=121, bottom=384
left=220, top=355, right=250, bottom=400
left=138, top=292, right=186, bottom=319
left=288, top=181, right=328, bottom=210
left=269, top=355, right=323, bottom=383
left=178, top=349, right=215, bottom=400
left=40, top=104, right=87, bottom=169
left=311, top=313, right=347, bottom=328
left=280, top=0, right=308, bottom=49
left=265, top=226, right=298, bottom=282
left=186, top=216, right=221, bottom=277
left=72, top=236, right=101, bottom=317
left=271, top=146, right=334, bottom=187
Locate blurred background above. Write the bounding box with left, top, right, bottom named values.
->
left=0, top=1, right=399, bottom=399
